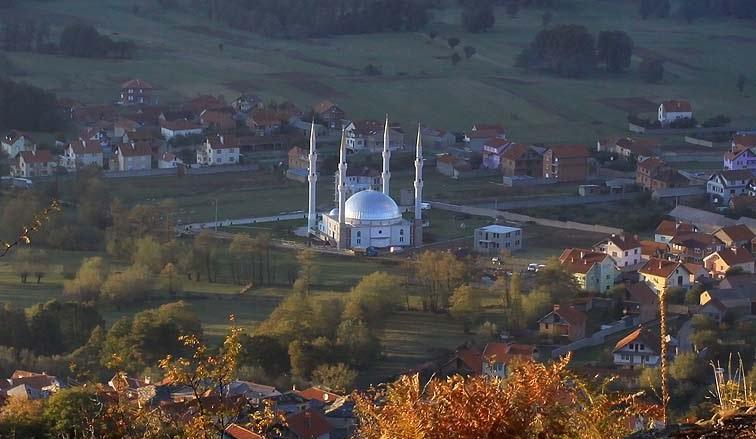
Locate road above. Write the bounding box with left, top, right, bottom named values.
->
left=474, top=193, right=636, bottom=210
left=177, top=212, right=306, bottom=232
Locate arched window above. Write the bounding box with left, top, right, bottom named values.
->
left=356, top=231, right=361, bottom=238
left=400, top=229, right=404, bottom=235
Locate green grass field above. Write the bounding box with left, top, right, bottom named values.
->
left=4, top=0, right=756, bottom=145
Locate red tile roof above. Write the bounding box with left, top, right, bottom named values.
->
left=501, top=143, right=529, bottom=161
left=297, top=386, right=342, bottom=403
left=18, top=149, right=54, bottom=163
left=207, top=135, right=239, bottom=150
left=655, top=220, right=696, bottom=237
left=118, top=142, right=152, bottom=157
left=455, top=348, right=483, bottom=372
left=709, top=248, right=755, bottom=266
left=732, top=134, right=756, bottom=148
left=603, top=233, right=642, bottom=251
left=661, top=100, right=692, bottom=113
left=549, top=304, right=587, bottom=326
left=474, top=123, right=505, bottom=131
left=637, top=157, right=664, bottom=172
left=613, top=326, right=660, bottom=353
left=314, top=100, right=341, bottom=114
left=559, top=248, right=611, bottom=274
left=626, top=282, right=658, bottom=305
left=482, top=342, right=534, bottom=364
left=717, top=170, right=753, bottom=182
left=121, top=78, right=153, bottom=89
left=548, top=144, right=589, bottom=159
left=161, top=119, right=202, bottom=131
left=286, top=409, right=334, bottom=439
left=716, top=224, right=756, bottom=243
left=224, top=424, right=264, bottom=439
left=69, top=139, right=101, bottom=155
left=640, top=240, right=669, bottom=258
left=639, top=258, right=687, bottom=278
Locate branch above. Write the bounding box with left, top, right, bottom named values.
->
left=0, top=199, right=60, bottom=257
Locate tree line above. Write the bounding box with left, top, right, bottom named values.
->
left=640, top=0, right=756, bottom=22
left=1, top=20, right=137, bottom=59
left=0, top=77, right=62, bottom=132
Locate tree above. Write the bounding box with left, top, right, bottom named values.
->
left=516, top=25, right=596, bottom=78
left=132, top=236, right=166, bottom=274
left=521, top=288, right=552, bottom=327
left=596, top=31, right=634, bottom=73
left=101, top=264, right=154, bottom=305
left=64, top=256, right=107, bottom=302
left=296, top=249, right=317, bottom=295
left=44, top=387, right=103, bottom=437
left=737, top=74, right=747, bottom=94
left=0, top=397, right=47, bottom=438
left=353, top=355, right=661, bottom=438
left=239, top=334, right=290, bottom=375
left=25, top=300, right=104, bottom=355
left=343, top=272, right=403, bottom=325
left=671, top=352, right=708, bottom=384
left=449, top=284, right=481, bottom=332
left=336, top=319, right=380, bottom=366
left=639, top=58, right=664, bottom=83
left=447, top=37, right=460, bottom=49
left=254, top=294, right=315, bottom=345
left=0, top=304, right=30, bottom=349
left=462, top=3, right=495, bottom=33
left=159, top=262, right=183, bottom=297
left=194, top=230, right=220, bottom=282
left=311, top=363, right=358, bottom=393
left=415, top=251, right=468, bottom=311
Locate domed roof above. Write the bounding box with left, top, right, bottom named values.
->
left=329, top=208, right=339, bottom=216
left=344, top=190, right=401, bottom=222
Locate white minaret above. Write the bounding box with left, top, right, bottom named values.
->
left=337, top=129, right=348, bottom=249
left=381, top=114, right=391, bottom=196
left=413, top=123, right=424, bottom=247
left=307, top=120, right=318, bottom=234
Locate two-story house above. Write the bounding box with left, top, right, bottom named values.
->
left=538, top=304, right=587, bottom=341
left=597, top=137, right=655, bottom=161
left=464, top=123, right=506, bottom=151
left=120, top=79, right=153, bottom=105
left=197, top=135, right=240, bottom=166
left=11, top=149, right=56, bottom=177
left=481, top=138, right=511, bottom=170
left=559, top=248, right=619, bottom=292
left=436, top=154, right=472, bottom=179
left=230, top=94, right=262, bottom=113
left=199, top=109, right=236, bottom=133
left=668, top=231, right=724, bottom=263
left=116, top=142, right=152, bottom=171
left=654, top=220, right=697, bottom=244
left=658, top=100, right=693, bottom=126
left=158, top=152, right=183, bottom=169
left=703, top=248, right=755, bottom=278
left=613, top=326, right=664, bottom=368
left=421, top=127, right=456, bottom=149
left=713, top=224, right=755, bottom=251
left=724, top=145, right=756, bottom=171
left=2, top=130, right=35, bottom=157
left=62, top=139, right=104, bottom=171
left=314, top=100, right=346, bottom=130
left=500, top=143, right=544, bottom=177
left=344, top=119, right=404, bottom=153
left=636, top=157, right=688, bottom=191
left=473, top=224, right=523, bottom=254
left=284, top=409, right=334, bottom=439
left=639, top=258, right=691, bottom=295
left=333, top=167, right=381, bottom=202
left=542, top=144, right=589, bottom=182
left=622, top=283, right=659, bottom=324
left=481, top=342, right=536, bottom=378
left=707, top=170, right=753, bottom=206
left=593, top=233, right=642, bottom=268
left=246, top=111, right=285, bottom=136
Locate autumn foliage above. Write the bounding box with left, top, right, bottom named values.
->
left=353, top=354, right=661, bottom=439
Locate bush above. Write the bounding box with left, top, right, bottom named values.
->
left=639, top=58, right=664, bottom=83
left=701, top=115, right=731, bottom=128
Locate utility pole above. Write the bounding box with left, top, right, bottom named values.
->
left=214, top=199, right=219, bottom=231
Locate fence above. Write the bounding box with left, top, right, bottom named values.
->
left=551, top=316, right=639, bottom=358
left=628, top=124, right=740, bottom=136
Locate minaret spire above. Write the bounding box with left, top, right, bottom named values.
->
left=307, top=120, right=318, bottom=234
left=382, top=114, right=391, bottom=196
left=413, top=123, right=424, bottom=247
left=337, top=129, right=348, bottom=249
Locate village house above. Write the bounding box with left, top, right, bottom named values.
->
left=436, top=154, right=472, bottom=179
left=731, top=133, right=756, bottom=152
left=158, top=152, right=183, bottom=169
left=723, top=143, right=756, bottom=171
left=622, top=283, right=659, bottom=324
left=116, top=142, right=152, bottom=171
left=11, top=149, right=56, bottom=177
left=199, top=109, right=236, bottom=133
left=120, top=79, right=153, bottom=105
left=559, top=248, right=619, bottom=292
left=437, top=347, right=484, bottom=377
left=700, top=285, right=756, bottom=317
left=181, top=94, right=227, bottom=115
left=224, top=424, right=264, bottom=439
left=197, top=135, right=240, bottom=166
left=713, top=224, right=755, bottom=250
left=707, top=170, right=753, bottom=206
left=230, top=94, right=262, bottom=113
left=481, top=342, right=536, bottom=378
left=6, top=370, right=62, bottom=399
left=332, top=167, right=381, bottom=202
left=247, top=111, right=286, bottom=136
left=699, top=296, right=729, bottom=323
left=639, top=258, right=691, bottom=295
left=538, top=304, right=587, bottom=342
left=597, top=137, right=655, bottom=160
left=288, top=146, right=310, bottom=171
left=421, top=127, right=456, bottom=149
left=500, top=143, right=544, bottom=177
left=284, top=408, right=334, bottom=439
left=636, top=157, right=688, bottom=191
left=473, top=224, right=523, bottom=254
left=542, top=144, right=589, bottom=182
left=593, top=233, right=642, bottom=268
left=658, top=100, right=693, bottom=126
left=464, top=123, right=506, bottom=151
left=313, top=100, right=346, bottom=130
left=160, top=119, right=203, bottom=140
left=343, top=119, right=404, bottom=152
left=703, top=248, right=755, bottom=278
left=62, top=139, right=104, bottom=171
left=2, top=130, right=35, bottom=157
left=683, top=263, right=710, bottom=284
left=668, top=231, right=724, bottom=263
left=641, top=240, right=669, bottom=261
left=481, top=138, right=511, bottom=170
left=654, top=220, right=697, bottom=244
left=613, top=326, right=663, bottom=368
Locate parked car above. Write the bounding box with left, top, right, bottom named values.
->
left=527, top=263, right=539, bottom=272
left=491, top=257, right=502, bottom=265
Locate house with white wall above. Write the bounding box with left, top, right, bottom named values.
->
left=613, top=327, right=663, bottom=368
left=197, top=135, right=240, bottom=166
left=593, top=233, right=642, bottom=268
left=658, top=100, right=693, bottom=126
left=62, top=139, right=104, bottom=171
left=116, top=142, right=152, bottom=171
left=2, top=130, right=35, bottom=157
left=707, top=170, right=753, bottom=206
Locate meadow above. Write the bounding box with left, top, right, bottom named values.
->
left=2, top=0, right=755, bottom=146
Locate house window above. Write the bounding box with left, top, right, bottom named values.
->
left=400, top=229, right=404, bottom=236
left=400, top=237, right=404, bottom=243
left=356, top=239, right=361, bottom=245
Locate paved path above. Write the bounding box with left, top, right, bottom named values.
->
left=474, top=193, right=636, bottom=210
left=177, top=212, right=306, bottom=233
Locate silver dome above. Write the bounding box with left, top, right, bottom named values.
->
left=344, top=190, right=401, bottom=222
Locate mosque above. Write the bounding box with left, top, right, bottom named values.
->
left=306, top=117, right=424, bottom=250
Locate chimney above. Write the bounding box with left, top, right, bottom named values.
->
left=580, top=251, right=584, bottom=259
left=553, top=304, right=560, bottom=311
left=658, top=260, right=663, bottom=270
left=611, top=233, right=616, bottom=238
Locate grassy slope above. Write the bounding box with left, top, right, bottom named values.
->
left=4, top=0, right=756, bottom=145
